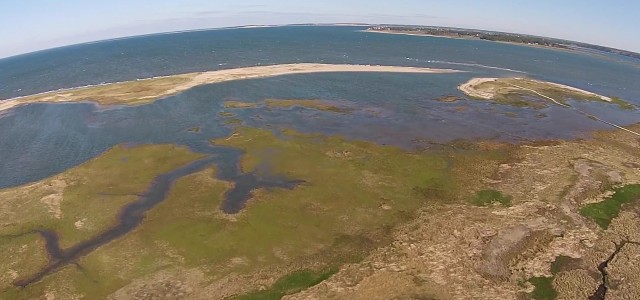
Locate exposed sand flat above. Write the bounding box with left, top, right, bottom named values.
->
left=458, top=78, right=501, bottom=99
left=164, top=63, right=459, bottom=95
left=0, top=63, right=459, bottom=114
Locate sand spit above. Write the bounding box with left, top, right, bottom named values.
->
left=458, top=77, right=612, bottom=102
left=168, top=63, right=458, bottom=92
left=363, top=29, right=450, bottom=39
left=458, top=77, right=640, bottom=136
left=0, top=63, right=459, bottom=114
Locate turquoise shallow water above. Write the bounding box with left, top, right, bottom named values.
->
left=0, top=26, right=639, bottom=188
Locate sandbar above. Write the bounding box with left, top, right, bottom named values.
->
left=0, top=63, right=459, bottom=114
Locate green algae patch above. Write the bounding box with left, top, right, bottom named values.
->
left=55, top=127, right=478, bottom=297
left=524, top=254, right=581, bottom=300
left=0, top=144, right=205, bottom=249
left=471, top=189, right=512, bottom=207
left=580, top=184, right=640, bottom=228
left=0, top=167, right=226, bottom=299
left=610, top=97, right=636, bottom=110
left=3, top=128, right=509, bottom=298
left=222, top=99, right=353, bottom=113
left=528, top=276, right=557, bottom=300
left=264, top=99, right=353, bottom=113
left=216, top=127, right=464, bottom=206
left=0, top=144, right=205, bottom=298
left=234, top=267, right=338, bottom=300
left=0, top=234, right=49, bottom=291
left=225, top=101, right=259, bottom=109
left=51, top=162, right=372, bottom=298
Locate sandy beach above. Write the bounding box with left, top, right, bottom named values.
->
left=0, top=63, right=459, bottom=113
left=0, top=100, right=20, bottom=114
left=165, top=63, right=459, bottom=95
left=362, top=29, right=461, bottom=40
left=457, top=78, right=500, bottom=99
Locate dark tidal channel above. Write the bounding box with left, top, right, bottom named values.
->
left=14, top=142, right=303, bottom=287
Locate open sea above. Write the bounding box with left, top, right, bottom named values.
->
left=1, top=25, right=639, bottom=188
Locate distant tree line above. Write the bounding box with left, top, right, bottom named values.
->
left=370, top=26, right=640, bottom=60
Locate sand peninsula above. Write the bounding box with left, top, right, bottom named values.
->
left=459, top=77, right=611, bottom=101
left=459, top=77, right=639, bottom=136
left=0, top=63, right=459, bottom=113
left=457, top=77, right=632, bottom=108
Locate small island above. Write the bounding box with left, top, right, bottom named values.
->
left=458, top=77, right=633, bottom=110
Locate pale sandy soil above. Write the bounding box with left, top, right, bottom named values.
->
left=363, top=29, right=450, bottom=39
left=458, top=77, right=500, bottom=99
left=0, top=100, right=20, bottom=114
left=0, top=63, right=459, bottom=114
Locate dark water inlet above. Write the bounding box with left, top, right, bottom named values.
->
left=14, top=142, right=304, bottom=287
left=186, top=140, right=306, bottom=214
left=589, top=240, right=640, bottom=300
left=14, top=157, right=216, bottom=287
left=222, top=173, right=305, bottom=214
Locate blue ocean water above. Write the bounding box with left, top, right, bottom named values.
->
left=0, top=26, right=639, bottom=188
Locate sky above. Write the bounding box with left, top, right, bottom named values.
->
left=1, top=0, right=639, bottom=58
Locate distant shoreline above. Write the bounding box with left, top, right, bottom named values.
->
left=363, top=28, right=640, bottom=61
left=0, top=63, right=460, bottom=113
left=362, top=29, right=576, bottom=53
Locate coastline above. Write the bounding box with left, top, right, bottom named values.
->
left=362, top=29, right=580, bottom=54
left=0, top=63, right=460, bottom=113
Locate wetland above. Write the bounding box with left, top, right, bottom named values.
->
left=1, top=25, right=640, bottom=300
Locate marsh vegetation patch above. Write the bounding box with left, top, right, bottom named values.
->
left=579, top=184, right=640, bottom=228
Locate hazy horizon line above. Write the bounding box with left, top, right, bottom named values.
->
left=1, top=23, right=638, bottom=61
